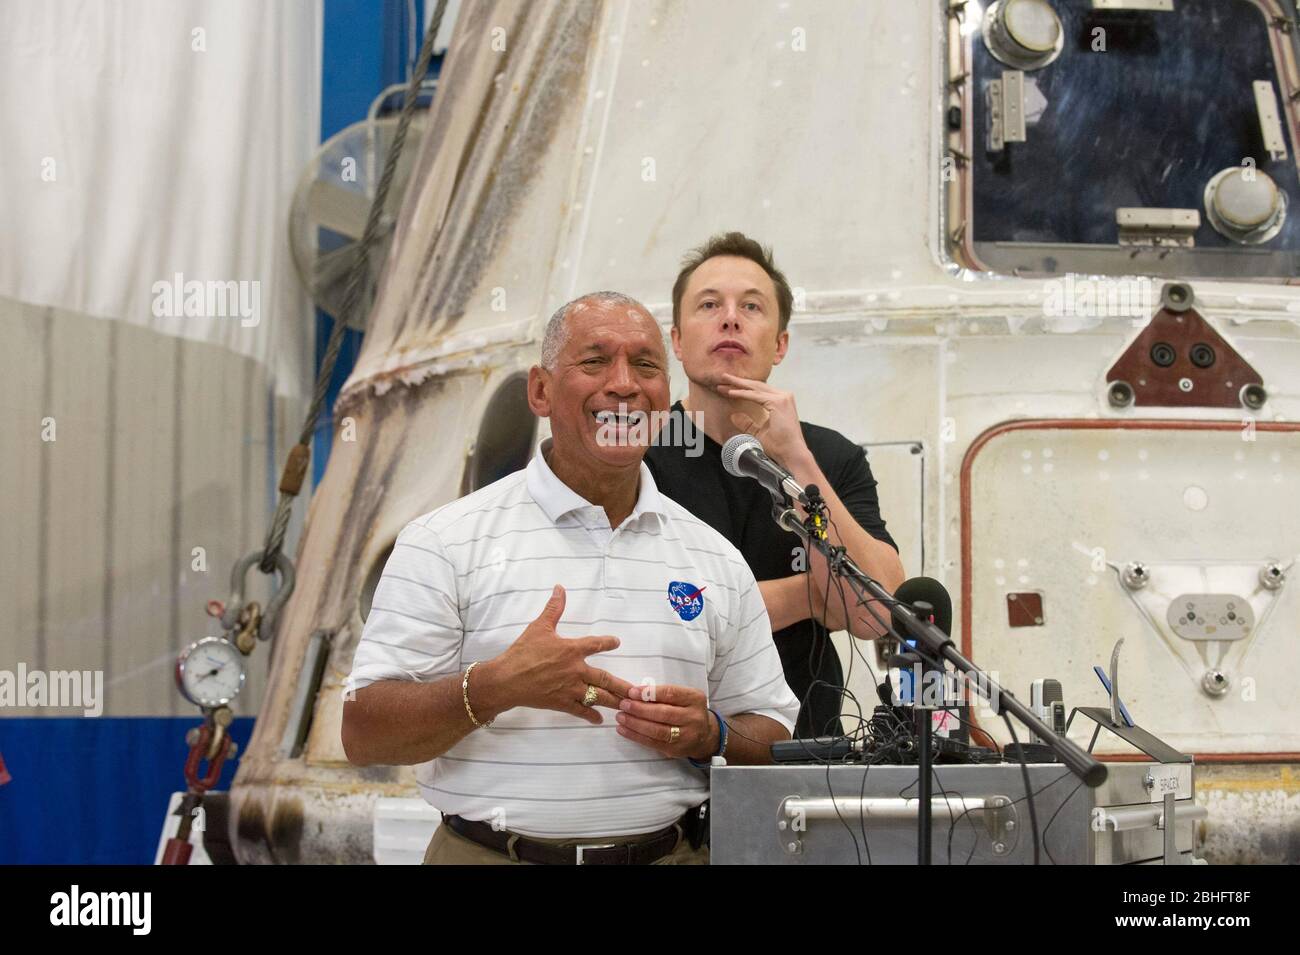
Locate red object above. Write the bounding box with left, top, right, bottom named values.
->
left=184, top=724, right=230, bottom=792
left=162, top=838, right=193, bottom=865
left=0, top=751, right=10, bottom=786
left=1105, top=307, right=1262, bottom=410
left=163, top=723, right=230, bottom=866
left=1006, top=592, right=1045, bottom=628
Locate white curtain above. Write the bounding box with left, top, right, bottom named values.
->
left=0, top=0, right=320, bottom=716
left=0, top=0, right=320, bottom=397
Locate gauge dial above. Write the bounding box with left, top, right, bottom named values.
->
left=176, top=637, right=246, bottom=708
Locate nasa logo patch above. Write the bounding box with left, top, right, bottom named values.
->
left=667, top=581, right=706, bottom=621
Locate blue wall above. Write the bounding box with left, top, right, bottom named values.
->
left=0, top=0, right=436, bottom=865
left=0, top=718, right=254, bottom=865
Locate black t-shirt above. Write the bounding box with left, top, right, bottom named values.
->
left=645, top=402, right=898, bottom=739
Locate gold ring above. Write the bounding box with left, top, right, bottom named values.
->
left=669, top=726, right=681, bottom=744
left=582, top=685, right=599, bottom=707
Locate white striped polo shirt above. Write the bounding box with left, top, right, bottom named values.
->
left=348, top=439, right=799, bottom=838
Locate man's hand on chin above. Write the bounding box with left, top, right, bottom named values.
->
left=716, top=373, right=813, bottom=468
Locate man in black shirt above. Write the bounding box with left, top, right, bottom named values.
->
left=645, top=232, right=905, bottom=738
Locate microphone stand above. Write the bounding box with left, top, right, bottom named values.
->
left=890, top=608, right=945, bottom=867
left=772, top=485, right=1108, bottom=865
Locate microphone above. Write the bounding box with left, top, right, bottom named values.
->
left=889, top=577, right=954, bottom=709
left=720, top=434, right=809, bottom=505
left=890, top=577, right=953, bottom=637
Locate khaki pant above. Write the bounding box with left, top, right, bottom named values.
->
left=423, top=819, right=709, bottom=865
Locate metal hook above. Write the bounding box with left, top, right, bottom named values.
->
left=220, top=549, right=296, bottom=640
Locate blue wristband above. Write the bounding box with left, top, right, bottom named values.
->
left=688, top=709, right=727, bottom=769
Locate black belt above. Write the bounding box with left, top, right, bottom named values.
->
left=443, top=803, right=708, bottom=865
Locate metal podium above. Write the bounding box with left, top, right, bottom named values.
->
left=709, top=762, right=1203, bottom=865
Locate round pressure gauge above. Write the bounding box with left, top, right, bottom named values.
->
left=176, top=636, right=246, bottom=708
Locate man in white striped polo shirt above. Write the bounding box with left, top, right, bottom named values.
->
left=342, top=291, right=799, bottom=865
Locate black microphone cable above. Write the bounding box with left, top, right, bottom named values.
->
left=802, top=528, right=878, bottom=866
left=943, top=768, right=1074, bottom=864
left=1002, top=712, right=1042, bottom=865
left=1040, top=776, right=1087, bottom=866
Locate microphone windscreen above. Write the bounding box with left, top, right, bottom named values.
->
left=891, top=576, right=953, bottom=636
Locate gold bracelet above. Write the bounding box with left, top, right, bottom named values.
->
left=462, top=662, right=493, bottom=728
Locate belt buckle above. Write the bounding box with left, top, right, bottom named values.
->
left=574, top=842, right=617, bottom=865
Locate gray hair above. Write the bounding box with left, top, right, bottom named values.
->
left=539, top=291, right=653, bottom=370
